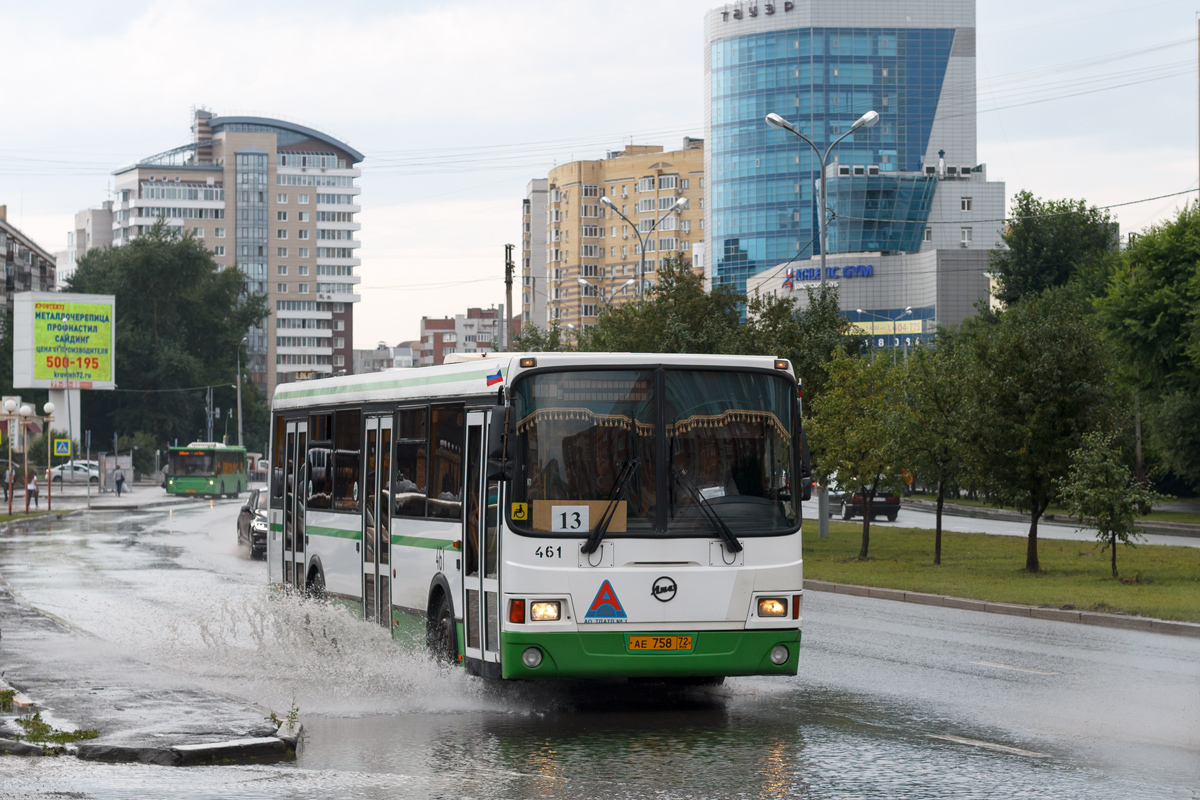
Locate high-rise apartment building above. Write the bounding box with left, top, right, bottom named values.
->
left=520, top=178, right=548, bottom=330
left=59, top=201, right=114, bottom=285
left=706, top=0, right=1005, bottom=335
left=542, top=141, right=706, bottom=331
left=105, top=109, right=363, bottom=398
left=1, top=205, right=57, bottom=311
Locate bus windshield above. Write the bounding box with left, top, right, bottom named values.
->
left=512, top=370, right=657, bottom=533
left=510, top=368, right=798, bottom=537
left=170, top=453, right=214, bottom=477
left=664, top=370, right=797, bottom=534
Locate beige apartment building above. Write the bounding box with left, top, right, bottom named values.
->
left=542, top=140, right=705, bottom=333
left=105, top=109, right=363, bottom=399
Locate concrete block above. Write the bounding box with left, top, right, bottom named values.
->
left=984, top=603, right=1032, bottom=617
left=173, top=736, right=287, bottom=765
left=941, top=596, right=987, bottom=612
left=0, top=737, right=44, bottom=756
left=867, top=587, right=906, bottom=602
left=802, top=580, right=837, bottom=593
left=1031, top=607, right=1082, bottom=623
left=1151, top=619, right=1200, bottom=638
left=904, top=591, right=944, bottom=606
left=76, top=743, right=180, bottom=766
left=1079, top=613, right=1155, bottom=632
left=834, top=583, right=871, bottom=597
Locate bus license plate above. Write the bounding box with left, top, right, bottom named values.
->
left=628, top=635, right=694, bottom=652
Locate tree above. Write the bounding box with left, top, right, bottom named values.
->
left=990, top=190, right=1117, bottom=307
left=1057, top=431, right=1168, bottom=578
left=893, top=334, right=969, bottom=564
left=578, top=256, right=744, bottom=354
left=510, top=321, right=570, bottom=352
left=743, top=283, right=859, bottom=408
left=961, top=287, right=1114, bottom=572
left=807, top=351, right=905, bottom=559
left=64, top=222, right=268, bottom=450
left=1095, top=201, right=1200, bottom=491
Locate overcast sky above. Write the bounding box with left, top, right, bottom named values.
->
left=2, top=0, right=1195, bottom=350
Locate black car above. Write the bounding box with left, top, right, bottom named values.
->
left=236, top=488, right=268, bottom=559
left=825, top=478, right=900, bottom=522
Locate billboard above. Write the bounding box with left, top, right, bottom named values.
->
left=13, top=292, right=116, bottom=390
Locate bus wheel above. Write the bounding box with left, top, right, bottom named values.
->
left=428, top=594, right=457, bottom=664
left=306, top=567, right=326, bottom=600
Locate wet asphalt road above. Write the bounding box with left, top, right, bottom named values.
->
left=0, top=502, right=1197, bottom=799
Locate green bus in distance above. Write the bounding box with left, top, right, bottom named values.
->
left=165, top=442, right=249, bottom=497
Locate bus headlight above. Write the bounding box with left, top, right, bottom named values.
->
left=208, top=479, right=214, bottom=485
left=530, top=601, right=560, bottom=621
left=757, top=598, right=787, bottom=617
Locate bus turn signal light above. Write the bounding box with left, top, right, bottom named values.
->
left=774, top=359, right=789, bottom=370
left=519, top=357, right=537, bottom=368
left=530, top=601, right=561, bottom=621
left=758, top=598, right=787, bottom=617
left=509, top=599, right=526, bottom=624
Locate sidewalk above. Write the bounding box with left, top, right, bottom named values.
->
left=0, top=582, right=299, bottom=764
left=901, top=497, right=1200, bottom=539
left=2, top=479, right=265, bottom=515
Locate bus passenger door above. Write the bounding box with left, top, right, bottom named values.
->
left=288, top=422, right=308, bottom=591
left=463, top=411, right=499, bottom=667
left=362, top=415, right=393, bottom=629
left=291, top=422, right=307, bottom=592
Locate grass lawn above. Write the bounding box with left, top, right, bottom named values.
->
left=803, top=521, right=1200, bottom=623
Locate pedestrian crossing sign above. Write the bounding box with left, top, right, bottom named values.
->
left=54, top=439, right=71, bottom=457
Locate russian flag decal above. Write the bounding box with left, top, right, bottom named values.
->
left=486, top=368, right=504, bottom=387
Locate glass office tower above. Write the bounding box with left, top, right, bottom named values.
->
left=704, top=1, right=979, bottom=294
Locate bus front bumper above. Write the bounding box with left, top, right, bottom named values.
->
left=500, top=628, right=800, bottom=680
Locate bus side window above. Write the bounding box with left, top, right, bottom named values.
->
left=271, top=415, right=286, bottom=502
left=394, top=407, right=428, bottom=517
left=429, top=405, right=464, bottom=520
left=334, top=409, right=362, bottom=512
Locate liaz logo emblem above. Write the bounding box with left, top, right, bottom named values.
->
left=583, top=580, right=627, bottom=623
left=652, top=576, right=677, bottom=602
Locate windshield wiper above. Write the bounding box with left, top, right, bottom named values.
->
left=671, top=466, right=743, bottom=554
left=580, top=459, right=639, bottom=555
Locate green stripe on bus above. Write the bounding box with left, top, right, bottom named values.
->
left=270, top=523, right=283, bottom=532
left=307, top=525, right=362, bottom=540
left=391, top=534, right=460, bottom=550
left=275, top=366, right=507, bottom=401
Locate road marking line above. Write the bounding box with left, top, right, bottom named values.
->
left=932, top=734, right=1051, bottom=758
left=972, top=660, right=1057, bottom=675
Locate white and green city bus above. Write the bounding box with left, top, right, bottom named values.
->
left=268, top=353, right=809, bottom=681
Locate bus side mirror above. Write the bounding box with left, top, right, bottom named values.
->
left=486, top=405, right=513, bottom=481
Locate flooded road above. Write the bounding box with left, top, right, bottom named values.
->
left=1, top=503, right=1197, bottom=799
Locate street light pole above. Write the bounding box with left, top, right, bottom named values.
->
left=766, top=109, right=878, bottom=542
left=578, top=277, right=636, bottom=309
left=600, top=196, right=688, bottom=297
left=237, top=336, right=247, bottom=448
left=19, top=404, right=31, bottom=512
left=44, top=402, right=54, bottom=512
left=4, top=398, right=15, bottom=515
left=765, top=110, right=879, bottom=284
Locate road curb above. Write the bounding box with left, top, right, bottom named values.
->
left=802, top=579, right=1200, bottom=638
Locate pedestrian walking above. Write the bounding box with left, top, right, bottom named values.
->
left=3, top=466, right=12, bottom=502
left=25, top=473, right=38, bottom=511
left=114, top=465, right=126, bottom=497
